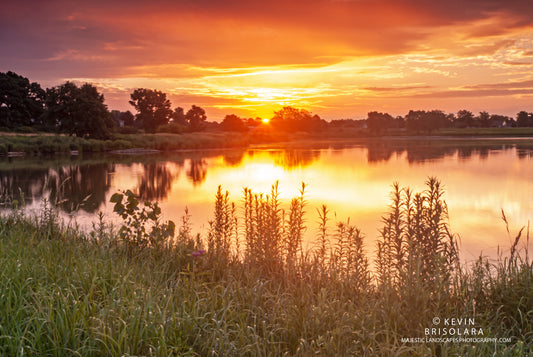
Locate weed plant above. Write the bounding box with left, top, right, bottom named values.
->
left=0, top=179, right=531, bottom=355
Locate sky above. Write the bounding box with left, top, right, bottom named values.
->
left=1, top=0, right=532, bottom=120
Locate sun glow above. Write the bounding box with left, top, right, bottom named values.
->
left=262, top=118, right=270, bottom=124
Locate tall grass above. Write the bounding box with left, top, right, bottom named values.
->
left=0, top=179, right=531, bottom=355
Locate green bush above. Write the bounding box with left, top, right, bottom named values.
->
left=14, top=126, right=36, bottom=134
left=69, top=142, right=81, bottom=151
left=156, top=122, right=185, bottom=134
left=111, top=190, right=175, bottom=250
left=117, top=125, right=140, bottom=134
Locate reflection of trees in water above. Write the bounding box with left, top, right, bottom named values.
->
left=365, top=142, right=400, bottom=163
left=0, top=162, right=114, bottom=213
left=405, top=146, right=457, bottom=163
left=516, top=143, right=533, bottom=159
left=187, top=159, right=207, bottom=186
left=136, top=163, right=176, bottom=201
left=0, top=167, right=47, bottom=204
left=222, top=151, right=245, bottom=167
left=272, top=149, right=321, bottom=169
left=517, top=149, right=533, bottom=159
left=364, top=141, right=533, bottom=164
left=46, top=163, right=114, bottom=213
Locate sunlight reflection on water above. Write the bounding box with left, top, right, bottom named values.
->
left=4, top=138, right=533, bottom=264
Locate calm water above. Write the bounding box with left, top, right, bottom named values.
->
left=2, top=137, right=533, bottom=262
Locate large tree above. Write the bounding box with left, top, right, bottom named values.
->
left=366, top=111, right=394, bottom=133
left=516, top=111, right=533, bottom=127
left=221, top=114, right=247, bottom=132
left=171, top=107, right=187, bottom=126
left=0, top=71, right=46, bottom=129
left=185, top=105, right=207, bottom=132
left=455, top=110, right=475, bottom=128
left=270, top=106, right=325, bottom=132
left=44, top=82, right=114, bottom=139
left=129, top=88, right=172, bottom=133
left=405, top=110, right=449, bottom=133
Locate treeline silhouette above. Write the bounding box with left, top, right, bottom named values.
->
left=2, top=71, right=533, bottom=139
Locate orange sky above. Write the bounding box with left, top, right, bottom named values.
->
left=1, top=0, right=532, bottom=119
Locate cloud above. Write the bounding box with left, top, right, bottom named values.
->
left=411, top=79, right=533, bottom=99
left=2, top=0, right=533, bottom=117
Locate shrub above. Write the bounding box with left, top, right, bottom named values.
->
left=111, top=190, right=175, bottom=251
left=156, top=122, right=185, bottom=134
left=14, top=126, right=36, bottom=133
left=117, top=125, right=140, bottom=134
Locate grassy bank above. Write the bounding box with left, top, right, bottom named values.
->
left=0, top=132, right=253, bottom=155
left=2, top=126, right=533, bottom=156
left=0, top=181, right=532, bottom=355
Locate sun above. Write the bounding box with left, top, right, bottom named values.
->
left=262, top=118, right=270, bottom=124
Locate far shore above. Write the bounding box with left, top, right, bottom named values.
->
left=1, top=127, right=533, bottom=157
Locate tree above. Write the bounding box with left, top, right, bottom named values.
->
left=111, top=110, right=135, bottom=127
left=366, top=111, right=394, bottom=133
left=185, top=105, right=207, bottom=132
left=0, top=71, right=46, bottom=129
left=171, top=107, right=187, bottom=126
left=221, top=114, right=248, bottom=132
left=120, top=110, right=135, bottom=126
left=455, top=110, right=475, bottom=128
left=129, top=88, right=172, bottom=133
left=405, top=110, right=449, bottom=133
left=270, top=106, right=325, bottom=132
left=488, top=114, right=508, bottom=128
left=44, top=82, right=114, bottom=139
left=516, top=111, right=533, bottom=127
left=476, top=111, right=491, bottom=128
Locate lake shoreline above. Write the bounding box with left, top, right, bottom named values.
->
left=2, top=128, right=533, bottom=156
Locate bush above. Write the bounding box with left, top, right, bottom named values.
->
left=111, top=190, right=175, bottom=250
left=69, top=142, right=81, bottom=151
left=156, top=122, right=185, bottom=134
left=14, top=126, right=36, bottom=134
left=117, top=125, right=140, bottom=135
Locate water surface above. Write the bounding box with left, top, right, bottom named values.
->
left=2, top=137, right=532, bottom=262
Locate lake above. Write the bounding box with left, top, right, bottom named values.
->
left=2, top=137, right=532, bottom=262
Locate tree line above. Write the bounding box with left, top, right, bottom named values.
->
left=363, top=109, right=533, bottom=134
left=0, top=72, right=211, bottom=139
left=1, top=71, right=532, bottom=139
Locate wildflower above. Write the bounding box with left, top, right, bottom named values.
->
left=192, top=249, right=206, bottom=259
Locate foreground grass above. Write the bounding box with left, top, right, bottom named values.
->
left=0, top=182, right=532, bottom=356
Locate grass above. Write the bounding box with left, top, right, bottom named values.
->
left=0, top=132, right=252, bottom=155
left=437, top=127, right=533, bottom=137
left=0, top=179, right=531, bottom=355
left=2, top=126, right=533, bottom=156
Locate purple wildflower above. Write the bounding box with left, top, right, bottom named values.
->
left=192, top=249, right=206, bottom=258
